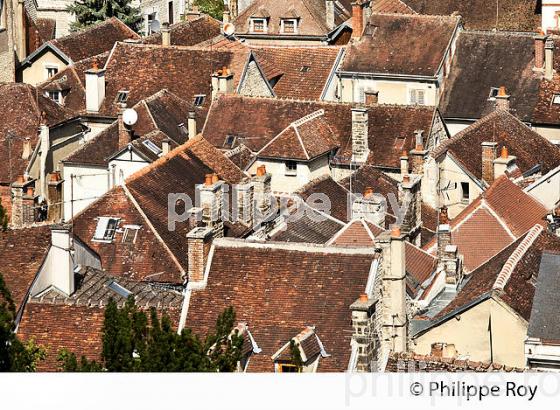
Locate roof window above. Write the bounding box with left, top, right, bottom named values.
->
left=93, top=217, right=120, bottom=242
left=193, top=94, right=205, bottom=106
left=122, top=225, right=141, bottom=244
left=488, top=87, right=500, bottom=100
left=142, top=139, right=162, bottom=156
left=300, top=66, right=311, bottom=73
left=108, top=281, right=132, bottom=298
left=115, top=91, right=129, bottom=104
left=553, top=94, right=560, bottom=105
left=223, top=135, right=237, bottom=149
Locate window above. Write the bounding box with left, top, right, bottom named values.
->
left=251, top=18, right=267, bottom=33
left=193, top=94, right=205, bottom=106
left=122, top=225, right=140, bottom=244
left=553, top=94, right=560, bottom=105
left=488, top=87, right=500, bottom=100
left=461, top=182, right=470, bottom=203
left=142, top=139, right=162, bottom=155
left=409, top=89, right=426, bottom=105
left=223, top=135, right=237, bottom=149
left=45, top=91, right=61, bottom=104
left=46, top=66, right=58, bottom=79
left=147, top=12, right=157, bottom=34
left=168, top=1, right=174, bottom=25
left=93, top=217, right=120, bottom=242
left=281, top=19, right=298, bottom=34
left=278, top=362, right=300, bottom=373
left=300, top=66, right=311, bottom=73
left=108, top=281, right=132, bottom=298
left=285, top=161, right=297, bottom=176
left=115, top=91, right=129, bottom=104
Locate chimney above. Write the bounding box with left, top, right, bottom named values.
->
left=325, top=0, right=336, bottom=30
left=47, top=172, right=63, bottom=222
left=495, top=86, right=510, bottom=111
left=39, top=122, right=50, bottom=199
left=198, top=174, right=225, bottom=238
left=118, top=104, right=132, bottom=147
left=546, top=38, right=555, bottom=80
left=85, top=60, right=106, bottom=113
left=229, top=0, right=239, bottom=19
left=351, top=107, right=369, bottom=163
left=436, top=223, right=462, bottom=285
left=186, top=5, right=201, bottom=21
left=399, top=174, right=422, bottom=242
left=252, top=165, right=272, bottom=225
left=186, top=226, right=214, bottom=282
left=481, top=142, right=498, bottom=185
left=211, top=67, right=234, bottom=100
left=364, top=90, right=379, bottom=105
left=234, top=181, right=254, bottom=227
left=351, top=1, right=365, bottom=38
left=350, top=293, right=376, bottom=372
left=493, top=146, right=517, bottom=179
left=439, top=206, right=449, bottom=225
left=352, top=187, right=386, bottom=225
left=409, top=130, right=427, bottom=175
left=49, top=225, right=75, bottom=296
left=10, top=177, right=35, bottom=228
left=22, top=137, right=32, bottom=160
left=534, top=30, right=547, bottom=71
left=161, top=22, right=171, bottom=46
left=400, top=151, right=409, bottom=177
left=223, top=8, right=231, bottom=24
left=188, top=111, right=197, bottom=139
left=162, top=138, right=171, bottom=155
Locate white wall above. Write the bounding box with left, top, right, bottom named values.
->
left=542, top=1, right=560, bottom=33
left=36, top=0, right=75, bottom=37
left=439, top=155, right=483, bottom=218
left=108, top=150, right=150, bottom=186
left=62, top=164, right=110, bottom=221
left=444, top=120, right=473, bottom=137
left=524, top=165, right=560, bottom=210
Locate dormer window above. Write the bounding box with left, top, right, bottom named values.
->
left=272, top=327, right=328, bottom=373
left=193, top=94, right=205, bottom=106
left=223, top=135, right=237, bottom=149
left=281, top=19, right=298, bottom=34
left=250, top=18, right=267, bottom=33
left=488, top=87, right=500, bottom=100
left=115, top=91, right=129, bottom=104
left=553, top=94, right=560, bottom=105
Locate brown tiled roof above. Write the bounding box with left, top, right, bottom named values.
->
left=371, top=0, right=417, bottom=14
left=439, top=31, right=540, bottom=122
left=0, top=83, right=75, bottom=183
left=35, top=18, right=56, bottom=42
left=186, top=240, right=378, bottom=372
left=297, top=176, right=351, bottom=222
left=386, top=352, right=525, bottom=372
left=433, top=110, right=560, bottom=181
left=532, top=73, right=560, bottom=125
left=424, top=176, right=549, bottom=272
left=202, top=95, right=437, bottom=169
left=339, top=165, right=399, bottom=199
left=251, top=47, right=341, bottom=100
left=340, top=13, right=459, bottom=77
left=143, top=15, right=222, bottom=46
left=234, top=0, right=351, bottom=37
left=0, top=226, right=51, bottom=314
left=402, top=0, right=540, bottom=31
left=50, top=17, right=139, bottom=63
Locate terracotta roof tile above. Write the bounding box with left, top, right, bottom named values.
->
left=143, top=15, right=222, bottom=46
left=35, top=18, right=56, bottom=42
left=386, top=352, right=525, bottom=372
left=371, top=0, right=417, bottom=14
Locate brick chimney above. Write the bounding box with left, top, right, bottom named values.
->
left=118, top=104, right=132, bottom=147
left=188, top=111, right=197, bottom=139
left=252, top=165, right=272, bottom=222
left=211, top=67, right=234, bottom=100
left=325, top=0, right=336, bottom=30
left=47, top=172, right=63, bottom=222
left=481, top=142, right=498, bottom=185
left=161, top=22, right=171, bottom=46
left=410, top=130, right=427, bottom=175
left=495, top=86, right=510, bottom=111
left=352, top=187, right=386, bottom=226
left=534, top=30, right=547, bottom=71
left=546, top=38, right=555, bottom=80
left=198, top=174, right=225, bottom=238
left=493, top=146, right=517, bottom=179
left=351, top=1, right=365, bottom=38
left=364, top=90, right=379, bottom=105
left=85, top=60, right=106, bottom=113
left=49, top=225, right=75, bottom=295
left=186, top=227, right=214, bottom=282
left=351, top=107, right=369, bottom=163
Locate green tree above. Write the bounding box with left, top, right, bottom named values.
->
left=194, top=0, right=225, bottom=20
left=67, top=0, right=142, bottom=32
left=204, top=306, right=243, bottom=372
left=0, top=202, right=8, bottom=231
left=0, top=274, right=45, bottom=371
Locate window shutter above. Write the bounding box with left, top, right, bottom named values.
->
left=418, top=90, right=425, bottom=105
left=409, top=89, right=416, bottom=105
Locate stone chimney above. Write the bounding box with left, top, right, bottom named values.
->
left=186, top=5, right=201, bottom=21
left=350, top=293, right=376, bottom=372
left=118, top=104, right=132, bottom=148
left=351, top=1, right=365, bottom=38
left=399, top=174, right=422, bottom=243
left=22, top=138, right=32, bottom=160
left=325, top=0, right=336, bottom=30
left=252, top=165, right=272, bottom=222
left=495, top=86, right=510, bottom=111
left=493, top=146, right=517, bottom=179
left=85, top=60, right=106, bottom=113
left=39, top=122, right=50, bottom=199
left=351, top=107, right=369, bottom=163
left=352, top=187, right=386, bottom=226
left=211, top=66, right=234, bottom=100
left=161, top=22, right=171, bottom=46
left=47, top=172, right=63, bottom=222
left=534, top=30, right=547, bottom=71
left=364, top=90, right=379, bottom=105
left=436, top=222, right=457, bottom=284
left=400, top=151, right=409, bottom=177
left=481, top=142, right=498, bottom=185
left=162, top=138, right=171, bottom=155
left=188, top=111, right=197, bottom=139
left=546, top=38, right=555, bottom=80
left=234, top=181, right=254, bottom=227
left=49, top=225, right=75, bottom=295
left=198, top=174, right=225, bottom=238
left=409, top=130, right=427, bottom=175
left=186, top=226, right=214, bottom=282
left=11, top=177, right=35, bottom=228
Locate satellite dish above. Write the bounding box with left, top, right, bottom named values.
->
left=223, top=23, right=235, bottom=37
left=123, top=108, right=138, bottom=126
left=150, top=19, right=161, bottom=33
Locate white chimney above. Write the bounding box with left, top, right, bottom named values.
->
left=85, top=62, right=106, bottom=113
left=211, top=67, right=234, bottom=100
left=546, top=38, right=555, bottom=80
left=161, top=22, right=171, bottom=46
left=351, top=107, right=369, bottom=163
left=493, top=146, right=517, bottom=179
left=188, top=111, right=197, bottom=139
left=325, top=0, right=335, bottom=30
left=352, top=187, right=386, bottom=226
left=198, top=174, right=225, bottom=238
left=162, top=138, right=171, bottom=155
left=50, top=225, right=75, bottom=296
left=39, top=123, right=50, bottom=199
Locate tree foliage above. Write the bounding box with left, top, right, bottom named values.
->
left=59, top=296, right=242, bottom=372
left=194, top=0, right=225, bottom=20
left=0, top=274, right=45, bottom=372
left=67, top=0, right=143, bottom=32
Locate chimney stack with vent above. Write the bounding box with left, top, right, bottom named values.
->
left=546, top=38, right=555, bottom=80
left=351, top=1, right=365, bottom=38
left=351, top=107, right=369, bottom=163
left=188, top=111, right=197, bottom=139
left=223, top=8, right=231, bottom=24
left=198, top=174, right=225, bottom=238
left=211, top=67, right=234, bottom=100
left=234, top=181, right=254, bottom=227
left=399, top=174, right=422, bottom=244
left=481, top=142, right=498, bottom=185
left=161, top=22, right=171, bottom=46
left=352, top=187, right=386, bottom=226
left=186, top=226, right=214, bottom=282
left=493, top=146, right=517, bottom=179
left=350, top=292, right=376, bottom=372
left=495, top=86, right=510, bottom=111
left=10, top=176, right=35, bottom=228
left=534, top=30, right=547, bottom=71
left=410, top=130, right=427, bottom=175
left=85, top=60, right=106, bottom=113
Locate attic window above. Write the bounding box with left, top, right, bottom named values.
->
left=278, top=362, right=300, bottom=373
left=115, top=91, right=129, bottom=104
left=250, top=18, right=267, bottom=33
left=300, top=66, right=311, bottom=73
left=281, top=19, right=298, bottom=34
left=223, top=135, right=237, bottom=149
left=488, top=87, right=500, bottom=100
left=93, top=217, right=120, bottom=242
left=122, top=225, right=140, bottom=244
left=142, top=139, right=162, bottom=155
left=108, top=281, right=132, bottom=298
left=193, top=94, right=205, bottom=106
left=285, top=161, right=297, bottom=176
left=553, top=94, right=560, bottom=105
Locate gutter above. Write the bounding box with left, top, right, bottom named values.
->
left=337, top=70, right=438, bottom=82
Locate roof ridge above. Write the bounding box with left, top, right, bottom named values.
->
left=493, top=225, right=544, bottom=291
left=371, top=12, right=461, bottom=21
left=291, top=109, right=325, bottom=127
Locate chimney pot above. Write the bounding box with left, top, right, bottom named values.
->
left=391, top=225, right=401, bottom=238
left=256, top=165, right=266, bottom=177
left=439, top=206, right=449, bottom=225
left=359, top=293, right=368, bottom=303
left=363, top=186, right=374, bottom=198
left=403, top=174, right=410, bottom=184
left=26, top=186, right=34, bottom=197
left=212, top=174, right=219, bottom=184
left=204, top=174, right=213, bottom=186
left=500, top=146, right=508, bottom=159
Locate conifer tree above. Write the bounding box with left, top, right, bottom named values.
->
left=67, top=0, right=142, bottom=32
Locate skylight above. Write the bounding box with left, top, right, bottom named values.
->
left=115, top=91, right=129, bottom=104
left=488, top=87, right=500, bottom=100
left=553, top=94, right=560, bottom=105
left=142, top=139, right=162, bottom=155
left=93, top=217, right=120, bottom=242
left=108, top=281, right=132, bottom=298
left=193, top=94, right=205, bottom=106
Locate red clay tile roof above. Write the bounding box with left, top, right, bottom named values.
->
left=35, top=18, right=56, bottom=42
left=0, top=83, right=75, bottom=183
left=297, top=176, right=351, bottom=222
left=339, top=165, right=399, bottom=199
left=372, top=0, right=417, bottom=14
left=185, top=240, right=378, bottom=372
left=532, top=73, right=560, bottom=125
left=50, top=17, right=139, bottom=63
left=402, top=0, right=540, bottom=31
left=386, top=352, right=524, bottom=372
left=0, top=226, right=51, bottom=314
left=143, top=15, right=222, bottom=46
left=251, top=46, right=341, bottom=100
left=340, top=13, right=459, bottom=76
left=433, top=110, right=560, bottom=181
